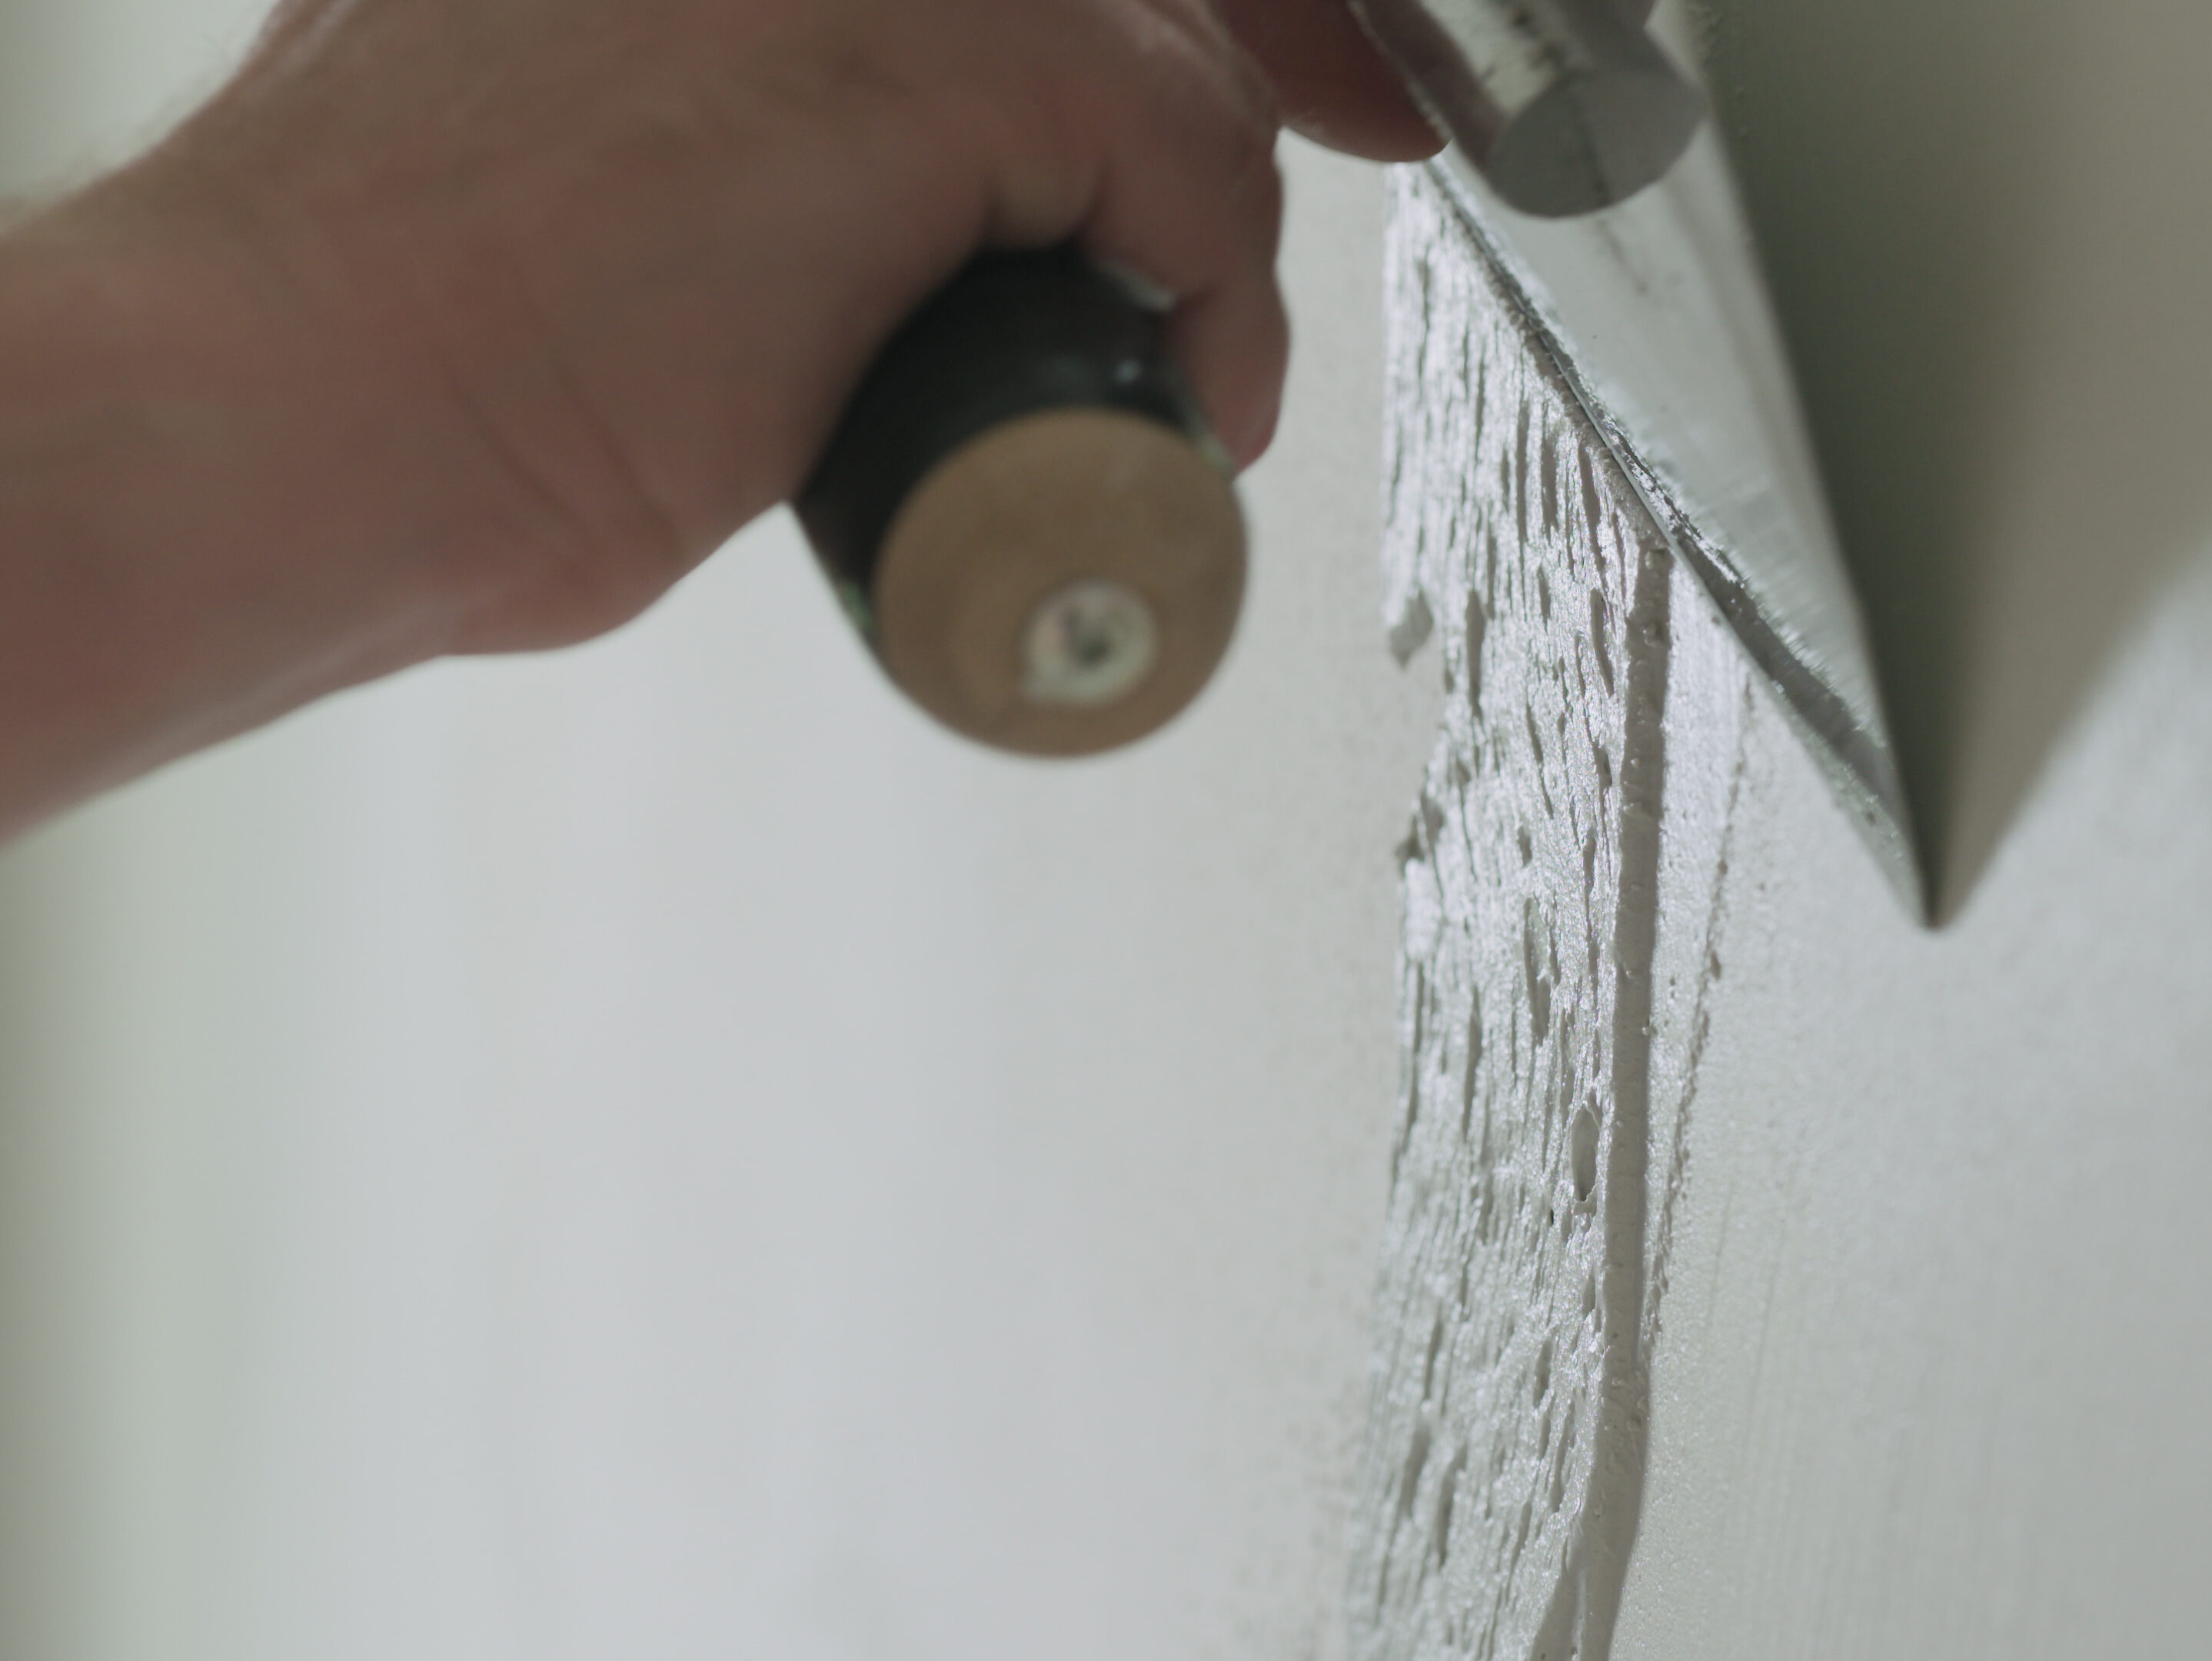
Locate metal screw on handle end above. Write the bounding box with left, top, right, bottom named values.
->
left=1022, top=580, right=1162, bottom=710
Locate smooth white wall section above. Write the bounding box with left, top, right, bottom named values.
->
left=1615, top=5, right=2212, bottom=1642
left=0, top=0, right=262, bottom=192
left=1615, top=538, right=2212, bottom=1660
left=0, top=11, right=1435, bottom=1659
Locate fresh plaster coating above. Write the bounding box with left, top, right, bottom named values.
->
left=1354, top=168, right=1751, bottom=1661
left=1362, top=5, right=2212, bottom=1648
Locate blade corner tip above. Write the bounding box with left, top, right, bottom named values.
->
left=1812, top=731, right=1930, bottom=927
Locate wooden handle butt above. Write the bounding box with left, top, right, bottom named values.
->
left=796, top=248, right=1245, bottom=757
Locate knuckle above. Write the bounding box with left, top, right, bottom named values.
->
left=1146, top=0, right=1282, bottom=133
left=1218, top=36, right=1286, bottom=139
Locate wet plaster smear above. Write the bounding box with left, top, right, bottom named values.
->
left=1352, top=168, right=1754, bottom=1661
left=1359, top=148, right=2212, bottom=1659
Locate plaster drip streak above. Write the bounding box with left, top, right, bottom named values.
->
left=1642, top=677, right=1756, bottom=1373
left=1352, top=169, right=1684, bottom=1661
left=1558, top=522, right=1671, bottom=1660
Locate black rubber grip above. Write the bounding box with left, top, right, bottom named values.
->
left=793, top=245, right=1217, bottom=643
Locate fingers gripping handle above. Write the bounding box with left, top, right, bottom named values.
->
left=795, top=248, right=1246, bottom=757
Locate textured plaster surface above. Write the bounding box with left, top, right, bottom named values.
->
left=1353, top=171, right=1750, bottom=1661
left=1365, top=58, right=2212, bottom=1652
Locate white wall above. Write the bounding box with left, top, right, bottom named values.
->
left=1615, top=518, right=2212, bottom=1660
left=0, top=9, right=1435, bottom=1658
left=1622, top=3, right=2212, bottom=1649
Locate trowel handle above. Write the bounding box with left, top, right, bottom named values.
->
left=793, top=246, right=1246, bottom=758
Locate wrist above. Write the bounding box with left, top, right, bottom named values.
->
left=0, top=183, right=479, bottom=831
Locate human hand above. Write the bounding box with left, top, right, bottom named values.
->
left=0, top=0, right=1433, bottom=832
left=108, top=0, right=1325, bottom=656
left=1215, top=0, right=1441, bottom=162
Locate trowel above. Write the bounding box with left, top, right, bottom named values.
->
left=1351, top=0, right=1922, bottom=914
left=797, top=0, right=1918, bottom=915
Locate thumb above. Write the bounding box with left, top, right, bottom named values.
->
left=1212, top=0, right=1442, bottom=161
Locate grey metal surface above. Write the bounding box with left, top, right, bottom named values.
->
left=1353, top=0, right=1922, bottom=915
left=1352, top=0, right=1705, bottom=216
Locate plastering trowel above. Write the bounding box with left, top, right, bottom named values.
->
left=797, top=248, right=1244, bottom=761
left=1352, top=0, right=1921, bottom=914
left=797, top=0, right=1918, bottom=916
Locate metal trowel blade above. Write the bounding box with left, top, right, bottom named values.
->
left=1363, top=0, right=1924, bottom=918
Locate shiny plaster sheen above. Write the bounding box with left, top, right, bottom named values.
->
left=1353, top=171, right=1755, bottom=1661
